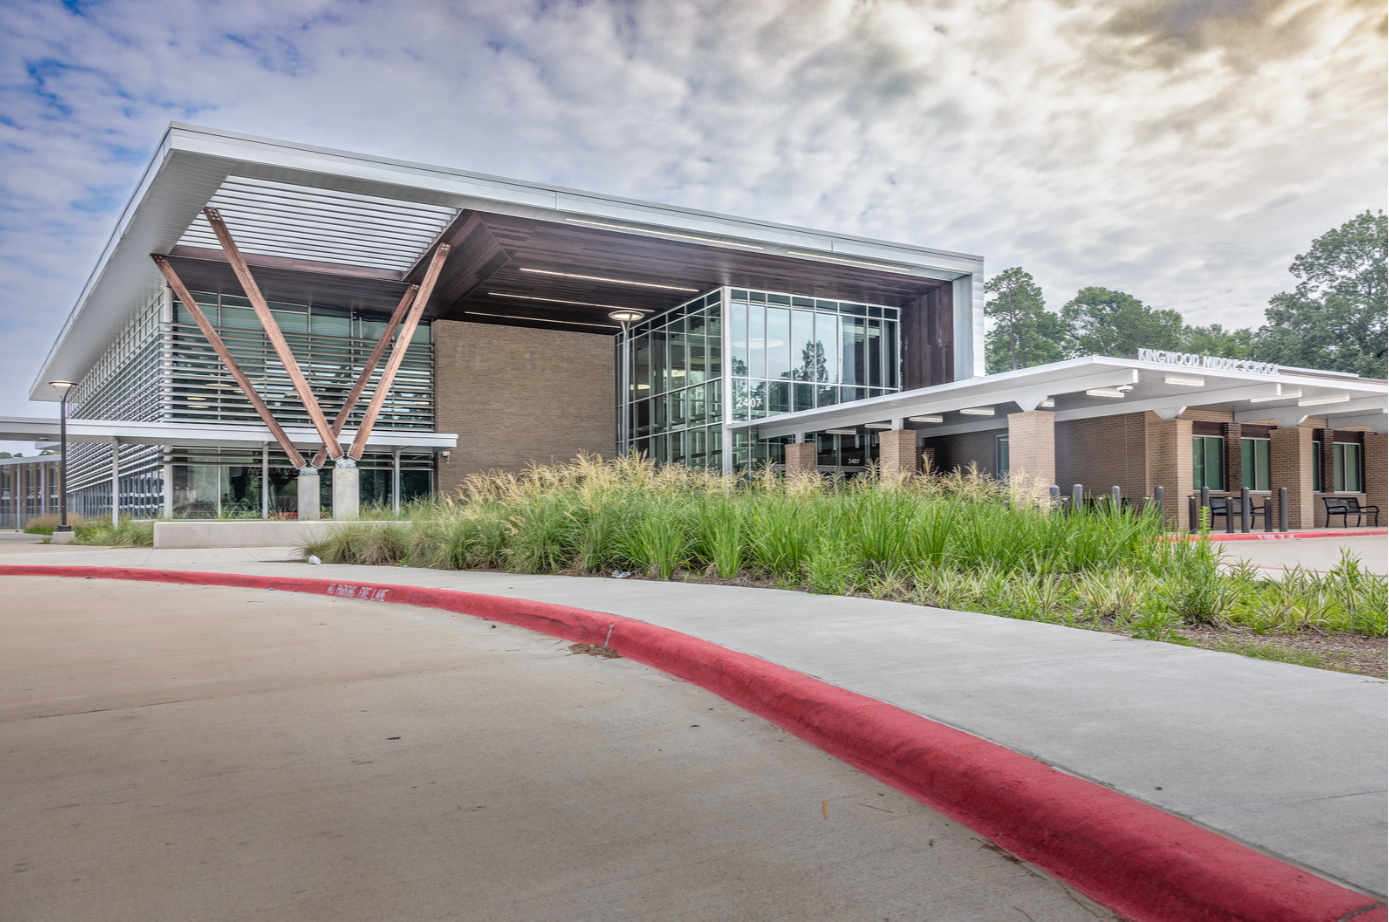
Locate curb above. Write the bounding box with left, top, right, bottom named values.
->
left=1167, top=529, right=1387, bottom=542
left=2, top=564, right=1384, bottom=922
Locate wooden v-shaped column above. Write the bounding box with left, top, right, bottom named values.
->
left=309, top=284, right=419, bottom=469
left=152, top=255, right=308, bottom=469
left=347, top=242, right=450, bottom=460
left=203, top=207, right=343, bottom=465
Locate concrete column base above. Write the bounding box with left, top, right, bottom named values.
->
left=878, top=429, right=919, bottom=482
left=332, top=464, right=360, bottom=521
left=51, top=530, right=75, bottom=545
left=298, top=469, right=321, bottom=521
left=784, top=442, right=817, bottom=475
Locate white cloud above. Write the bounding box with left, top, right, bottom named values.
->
left=0, top=0, right=1383, bottom=442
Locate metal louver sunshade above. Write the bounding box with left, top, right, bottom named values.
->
left=177, top=175, right=458, bottom=273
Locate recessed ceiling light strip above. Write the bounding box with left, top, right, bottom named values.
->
left=784, top=250, right=914, bottom=273
left=465, top=310, right=619, bottom=329
left=517, top=268, right=698, bottom=292
left=487, top=292, right=649, bottom=312
left=565, top=218, right=765, bottom=250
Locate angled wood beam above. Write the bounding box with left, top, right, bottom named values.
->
left=202, top=207, right=343, bottom=462
left=348, top=243, right=450, bottom=459
left=152, top=255, right=308, bottom=469
left=310, top=284, right=419, bottom=468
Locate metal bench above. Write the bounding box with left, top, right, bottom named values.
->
left=1208, top=496, right=1266, bottom=529
left=1323, top=496, right=1380, bottom=527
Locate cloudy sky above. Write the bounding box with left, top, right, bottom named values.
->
left=0, top=0, right=1384, bottom=437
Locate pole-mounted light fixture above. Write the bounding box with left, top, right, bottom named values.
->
left=48, top=381, right=75, bottom=533
left=608, top=312, right=644, bottom=455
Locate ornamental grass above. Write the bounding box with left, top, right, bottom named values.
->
left=305, top=454, right=1386, bottom=640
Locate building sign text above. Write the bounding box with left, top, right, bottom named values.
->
left=1138, top=348, right=1278, bottom=377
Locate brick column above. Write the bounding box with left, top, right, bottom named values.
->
left=1365, top=433, right=1387, bottom=528
left=1270, top=426, right=1315, bottom=529
left=1006, top=411, right=1055, bottom=486
left=1146, top=417, right=1193, bottom=530
left=878, top=429, right=918, bottom=481
left=784, top=441, right=817, bottom=475
left=1317, top=432, right=1335, bottom=527
left=1222, top=422, right=1242, bottom=494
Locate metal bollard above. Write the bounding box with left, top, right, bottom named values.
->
left=1049, top=484, right=1060, bottom=511
left=1278, top=487, right=1288, bottom=532
left=1241, top=486, right=1252, bottom=533
left=1200, top=486, right=1210, bottom=523
left=1072, top=484, right=1083, bottom=515
left=1264, top=498, right=1273, bottom=532
left=1188, top=496, right=1199, bottom=533
left=1111, top=485, right=1121, bottom=513
left=1152, top=484, right=1163, bottom=517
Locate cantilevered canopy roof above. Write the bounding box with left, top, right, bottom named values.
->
left=33, top=123, right=983, bottom=401
left=733, top=356, right=1389, bottom=438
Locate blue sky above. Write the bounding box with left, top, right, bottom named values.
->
left=0, top=0, right=1384, bottom=449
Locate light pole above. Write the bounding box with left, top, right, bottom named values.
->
left=48, top=381, right=75, bottom=533
left=608, top=311, right=642, bottom=456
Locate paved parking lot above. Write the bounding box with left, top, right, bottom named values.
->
left=1, top=576, right=1110, bottom=922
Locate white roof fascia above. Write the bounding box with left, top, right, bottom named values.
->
left=738, top=356, right=1389, bottom=439
left=173, top=124, right=983, bottom=271
left=34, top=123, right=984, bottom=401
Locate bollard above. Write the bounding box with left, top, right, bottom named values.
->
left=1111, top=485, right=1121, bottom=513
left=1152, top=484, right=1163, bottom=518
left=1072, top=484, right=1083, bottom=515
left=1241, top=487, right=1252, bottom=533
left=1200, top=485, right=1211, bottom=525
left=1278, top=486, right=1288, bottom=532
left=1264, top=498, right=1273, bottom=532
left=1188, top=496, right=1199, bottom=533
left=1049, top=485, right=1060, bottom=511
left=1226, top=497, right=1235, bottom=533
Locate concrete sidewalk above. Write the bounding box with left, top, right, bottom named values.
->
left=2, top=543, right=1385, bottom=899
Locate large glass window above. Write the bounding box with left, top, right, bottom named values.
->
left=1312, top=440, right=1322, bottom=492
left=997, top=435, right=1010, bottom=477
left=1240, top=438, right=1270, bottom=491
left=1192, top=436, right=1224, bottom=490
left=1333, top=442, right=1362, bottom=492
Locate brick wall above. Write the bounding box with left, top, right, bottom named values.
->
left=1055, top=414, right=1149, bottom=501
left=1006, top=411, right=1055, bottom=485
left=922, top=429, right=1003, bottom=478
left=1270, top=426, right=1314, bottom=528
left=434, top=321, right=614, bottom=495
left=878, top=429, right=919, bottom=479
left=1365, top=433, right=1387, bottom=528
left=1146, top=416, right=1193, bottom=529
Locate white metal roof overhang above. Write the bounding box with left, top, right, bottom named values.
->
left=734, top=357, right=1389, bottom=439
left=0, top=417, right=457, bottom=452
left=32, top=123, right=984, bottom=401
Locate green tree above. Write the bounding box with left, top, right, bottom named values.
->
left=1181, top=323, right=1255, bottom=359
left=1255, top=211, right=1387, bottom=378
left=1060, top=287, right=1185, bottom=358
left=984, top=268, right=1068, bottom=373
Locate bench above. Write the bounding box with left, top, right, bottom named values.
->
left=1323, top=496, right=1380, bottom=528
left=1208, top=496, right=1267, bottom=529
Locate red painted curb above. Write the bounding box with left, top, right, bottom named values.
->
left=3, top=565, right=1384, bottom=922
left=1167, top=529, right=1387, bottom=542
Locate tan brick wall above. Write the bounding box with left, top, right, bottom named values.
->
left=784, top=441, right=816, bottom=474
left=1055, top=414, right=1149, bottom=502
left=1006, top=411, right=1055, bottom=485
left=1146, top=416, right=1193, bottom=529
left=1270, top=426, right=1315, bottom=528
left=1365, top=433, right=1387, bottom=528
left=434, top=321, right=614, bottom=495
left=1179, top=408, right=1235, bottom=422
left=878, top=429, right=919, bottom=480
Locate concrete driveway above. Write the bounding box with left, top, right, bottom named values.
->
left=1, top=576, right=1110, bottom=922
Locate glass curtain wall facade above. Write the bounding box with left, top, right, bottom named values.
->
left=617, top=287, right=903, bottom=473
left=61, top=287, right=436, bottom=519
